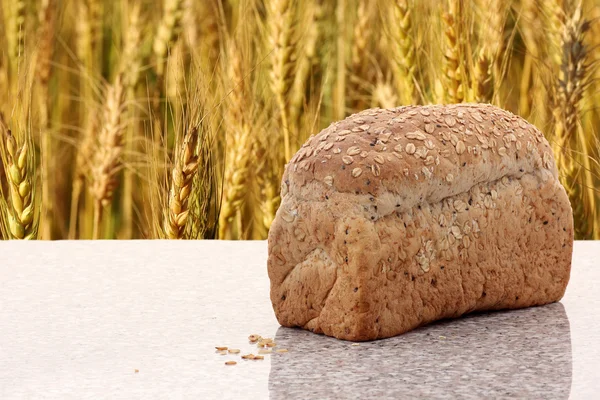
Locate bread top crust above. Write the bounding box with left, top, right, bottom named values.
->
left=282, top=103, right=558, bottom=214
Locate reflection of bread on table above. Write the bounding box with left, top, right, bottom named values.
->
left=269, top=302, right=571, bottom=399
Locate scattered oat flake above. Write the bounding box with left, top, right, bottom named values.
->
left=258, top=349, right=272, bottom=354
left=248, top=335, right=261, bottom=342
left=228, top=349, right=240, bottom=354
left=215, top=346, right=228, bottom=351
left=225, top=361, right=237, bottom=366
left=241, top=354, right=255, bottom=360
left=134, top=369, right=139, bottom=373
left=266, top=342, right=277, bottom=347
left=439, top=336, right=447, bottom=340
left=254, top=355, right=265, bottom=360
left=351, top=343, right=360, bottom=346
left=275, top=349, right=289, bottom=353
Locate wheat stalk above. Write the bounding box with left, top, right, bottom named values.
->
left=163, top=127, right=199, bottom=239
left=552, top=3, right=594, bottom=239
left=260, top=164, right=280, bottom=232
left=267, top=0, right=296, bottom=162
left=388, top=0, right=417, bottom=105
left=90, top=76, right=126, bottom=239
left=117, top=1, right=143, bottom=239
left=334, top=0, right=346, bottom=120
left=0, top=126, right=37, bottom=240
left=34, top=0, right=56, bottom=239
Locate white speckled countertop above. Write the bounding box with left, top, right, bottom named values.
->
left=0, top=241, right=598, bottom=399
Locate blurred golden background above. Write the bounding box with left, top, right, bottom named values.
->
left=0, top=0, right=598, bottom=240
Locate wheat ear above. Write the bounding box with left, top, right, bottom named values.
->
left=198, top=1, right=220, bottom=69
left=347, top=0, right=371, bottom=109
left=75, top=1, right=92, bottom=67
left=120, top=2, right=142, bottom=91
left=552, top=3, right=594, bottom=238
left=442, top=0, right=464, bottom=103
left=218, top=43, right=253, bottom=239
left=7, top=0, right=26, bottom=71
left=483, top=0, right=508, bottom=95
left=373, top=81, right=399, bottom=109
left=153, top=0, right=184, bottom=78
left=1, top=128, right=37, bottom=239
left=267, top=0, right=296, bottom=162
left=471, top=48, right=492, bottom=103
left=540, top=0, right=564, bottom=73
left=164, top=127, right=199, bottom=239
left=519, top=0, right=542, bottom=116
left=90, top=76, right=126, bottom=239
left=290, top=0, right=322, bottom=126
left=389, top=0, right=417, bottom=105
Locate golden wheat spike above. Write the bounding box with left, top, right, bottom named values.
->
left=120, top=1, right=142, bottom=91
left=290, top=0, right=322, bottom=126
left=0, top=125, right=38, bottom=240
left=552, top=2, right=595, bottom=239
left=153, top=0, right=184, bottom=78
left=373, top=81, right=399, bottom=109
left=388, top=0, right=417, bottom=105
left=7, top=0, right=26, bottom=74
left=218, top=41, right=254, bottom=239
left=164, top=128, right=199, bottom=239
left=471, top=48, right=492, bottom=103
left=540, top=0, right=564, bottom=73
left=482, top=0, right=508, bottom=94
left=267, top=0, right=296, bottom=162
left=442, top=0, right=464, bottom=103
left=348, top=0, right=371, bottom=109
left=90, top=76, right=126, bottom=239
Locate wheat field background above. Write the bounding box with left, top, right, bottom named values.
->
left=0, top=0, right=598, bottom=240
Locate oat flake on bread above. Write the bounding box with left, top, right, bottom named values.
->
left=267, top=103, right=574, bottom=341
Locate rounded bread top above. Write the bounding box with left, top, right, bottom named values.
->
left=282, top=103, right=557, bottom=211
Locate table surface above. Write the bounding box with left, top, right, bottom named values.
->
left=0, top=241, right=598, bottom=400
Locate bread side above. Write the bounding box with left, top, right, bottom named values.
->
left=268, top=104, right=574, bottom=341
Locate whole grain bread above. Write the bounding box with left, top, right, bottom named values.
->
left=267, top=103, right=574, bottom=341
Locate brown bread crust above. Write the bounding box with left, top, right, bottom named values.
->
left=268, top=103, right=574, bottom=341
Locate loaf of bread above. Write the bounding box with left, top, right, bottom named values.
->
left=267, top=103, right=574, bottom=341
